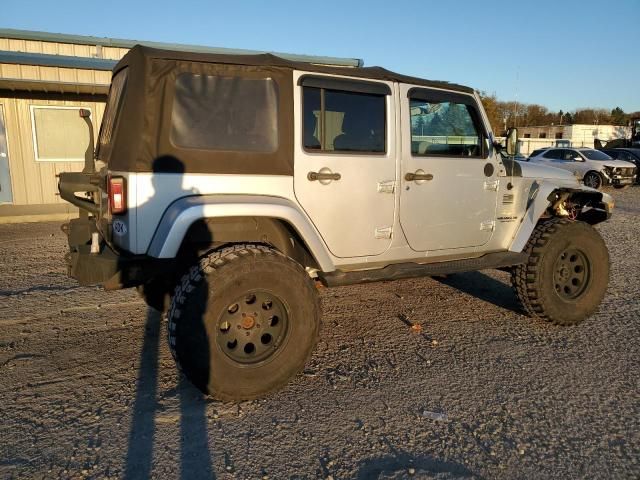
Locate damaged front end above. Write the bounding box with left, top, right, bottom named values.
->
left=546, top=188, right=614, bottom=225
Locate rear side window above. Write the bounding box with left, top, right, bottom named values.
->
left=171, top=73, right=278, bottom=152
left=302, top=86, right=386, bottom=153
left=409, top=91, right=484, bottom=157
left=98, top=68, right=128, bottom=154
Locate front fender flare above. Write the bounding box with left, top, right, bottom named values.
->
left=509, top=183, right=607, bottom=253
left=147, top=195, right=335, bottom=272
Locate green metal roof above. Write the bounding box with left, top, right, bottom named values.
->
left=0, top=50, right=117, bottom=71
left=0, top=28, right=364, bottom=67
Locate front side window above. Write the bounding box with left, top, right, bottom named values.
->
left=171, top=73, right=278, bottom=152
left=563, top=150, right=582, bottom=161
left=303, top=86, right=386, bottom=153
left=31, top=106, right=92, bottom=162
left=543, top=149, right=564, bottom=160
left=409, top=98, right=482, bottom=157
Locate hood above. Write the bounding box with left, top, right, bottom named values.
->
left=600, top=159, right=637, bottom=169
left=517, top=160, right=579, bottom=183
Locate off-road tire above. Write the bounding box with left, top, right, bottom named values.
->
left=583, top=171, right=603, bottom=190
left=511, top=218, right=609, bottom=326
left=167, top=244, right=321, bottom=400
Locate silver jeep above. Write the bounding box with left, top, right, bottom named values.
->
left=59, top=45, right=614, bottom=400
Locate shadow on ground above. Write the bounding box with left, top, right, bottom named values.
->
left=123, top=307, right=215, bottom=479
left=434, top=271, right=522, bottom=315
left=355, top=451, right=481, bottom=479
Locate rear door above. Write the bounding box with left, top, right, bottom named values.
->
left=398, top=86, right=499, bottom=251
left=293, top=73, right=397, bottom=258
left=0, top=105, right=13, bottom=204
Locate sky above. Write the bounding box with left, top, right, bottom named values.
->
left=3, top=0, right=638, bottom=113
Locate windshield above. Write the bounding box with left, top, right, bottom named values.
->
left=580, top=149, right=612, bottom=161
left=96, top=68, right=128, bottom=159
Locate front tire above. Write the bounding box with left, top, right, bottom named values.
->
left=167, top=244, right=320, bottom=400
left=512, top=219, right=609, bottom=326
left=583, top=171, right=603, bottom=189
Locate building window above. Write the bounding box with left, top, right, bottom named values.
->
left=30, top=106, right=92, bottom=162
left=539, top=132, right=547, bottom=139
left=555, top=132, right=563, bottom=139
left=524, top=133, right=531, bottom=138
left=170, top=73, right=278, bottom=153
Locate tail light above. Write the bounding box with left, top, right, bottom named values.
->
left=108, top=175, right=126, bottom=215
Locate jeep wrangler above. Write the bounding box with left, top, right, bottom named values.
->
left=59, top=45, right=614, bottom=400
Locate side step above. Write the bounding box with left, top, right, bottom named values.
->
left=318, top=251, right=527, bottom=288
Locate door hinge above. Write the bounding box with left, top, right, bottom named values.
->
left=375, top=226, right=393, bottom=239
left=480, top=220, right=495, bottom=232
left=484, top=179, right=499, bottom=191
left=377, top=180, right=396, bottom=194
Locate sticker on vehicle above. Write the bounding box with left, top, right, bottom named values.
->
left=113, top=220, right=127, bottom=236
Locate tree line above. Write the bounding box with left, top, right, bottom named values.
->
left=479, top=92, right=640, bottom=135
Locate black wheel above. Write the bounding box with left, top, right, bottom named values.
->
left=583, top=171, right=603, bottom=189
left=613, top=184, right=629, bottom=190
left=512, top=218, right=609, bottom=326
left=167, top=244, right=320, bottom=400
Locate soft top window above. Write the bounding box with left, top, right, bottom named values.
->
left=97, top=68, right=128, bottom=159
left=170, top=73, right=278, bottom=153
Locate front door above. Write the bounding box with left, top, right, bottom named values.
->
left=293, top=74, right=397, bottom=258
left=0, top=105, right=13, bottom=204
left=399, top=85, right=499, bottom=251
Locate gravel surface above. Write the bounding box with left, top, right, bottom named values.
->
left=0, top=187, right=638, bottom=479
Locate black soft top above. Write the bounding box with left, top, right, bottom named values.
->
left=114, top=45, right=474, bottom=94
left=103, top=45, right=476, bottom=175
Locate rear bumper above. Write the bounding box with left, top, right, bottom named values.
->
left=63, top=218, right=172, bottom=289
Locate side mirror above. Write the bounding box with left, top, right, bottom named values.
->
left=79, top=108, right=91, bottom=118
left=506, top=127, right=518, bottom=156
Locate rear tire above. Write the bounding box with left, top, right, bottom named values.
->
left=511, top=218, right=609, bottom=326
left=613, top=185, right=629, bottom=190
left=167, top=244, right=320, bottom=400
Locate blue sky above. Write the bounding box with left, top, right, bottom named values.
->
left=3, top=0, right=638, bottom=112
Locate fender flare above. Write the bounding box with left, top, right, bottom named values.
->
left=147, top=194, right=335, bottom=272
left=509, top=182, right=607, bottom=253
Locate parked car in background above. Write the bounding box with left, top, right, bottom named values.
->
left=601, top=148, right=640, bottom=184
left=528, top=147, right=636, bottom=189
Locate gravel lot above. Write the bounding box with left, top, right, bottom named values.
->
left=0, top=187, right=638, bottom=479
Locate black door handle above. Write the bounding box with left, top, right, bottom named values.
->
left=405, top=172, right=433, bottom=181
left=308, top=171, right=341, bottom=181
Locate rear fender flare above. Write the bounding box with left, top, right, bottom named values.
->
left=147, top=195, right=335, bottom=272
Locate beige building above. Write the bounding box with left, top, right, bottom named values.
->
left=517, top=124, right=631, bottom=155
left=0, top=29, right=360, bottom=222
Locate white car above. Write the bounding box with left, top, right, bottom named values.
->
left=528, top=147, right=636, bottom=189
